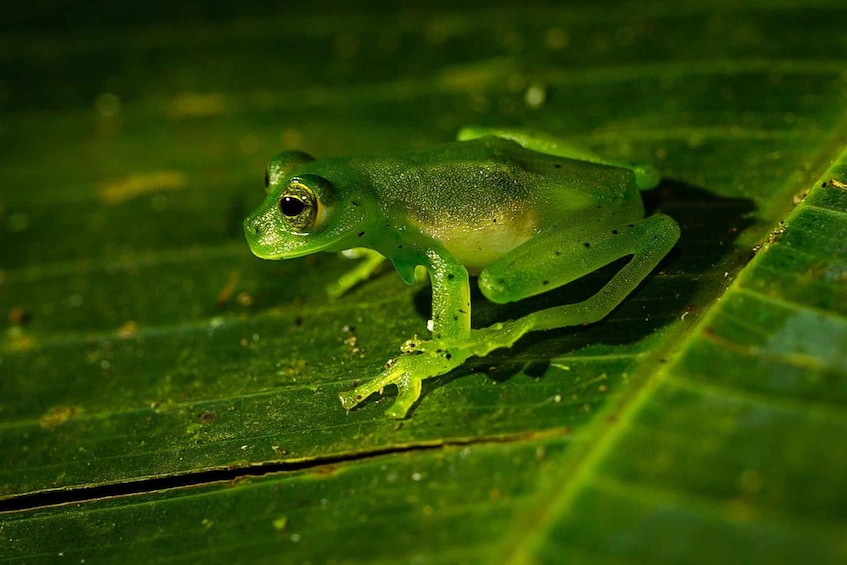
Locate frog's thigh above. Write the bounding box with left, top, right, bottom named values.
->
left=457, top=127, right=659, bottom=189
left=458, top=127, right=601, bottom=163
left=479, top=214, right=679, bottom=328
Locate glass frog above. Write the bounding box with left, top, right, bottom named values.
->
left=243, top=127, right=680, bottom=418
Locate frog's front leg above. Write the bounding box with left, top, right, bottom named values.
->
left=424, top=248, right=471, bottom=340
left=326, top=248, right=387, bottom=298
left=338, top=247, right=472, bottom=418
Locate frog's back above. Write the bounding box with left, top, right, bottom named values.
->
left=301, top=136, right=640, bottom=229
left=299, top=136, right=643, bottom=271
left=363, top=136, right=639, bottom=222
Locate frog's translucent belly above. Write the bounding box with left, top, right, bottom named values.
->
left=423, top=219, right=537, bottom=275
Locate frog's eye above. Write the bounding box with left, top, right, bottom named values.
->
left=280, top=196, right=305, bottom=216
left=278, top=179, right=321, bottom=232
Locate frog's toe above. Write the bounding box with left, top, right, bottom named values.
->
left=384, top=371, right=424, bottom=419
left=401, top=337, right=426, bottom=354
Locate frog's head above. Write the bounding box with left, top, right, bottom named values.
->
left=244, top=150, right=369, bottom=259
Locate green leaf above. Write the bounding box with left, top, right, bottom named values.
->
left=2, top=2, right=846, bottom=562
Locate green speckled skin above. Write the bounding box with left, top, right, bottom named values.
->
left=244, top=128, right=680, bottom=418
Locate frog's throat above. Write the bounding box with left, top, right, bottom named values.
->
left=249, top=235, right=349, bottom=261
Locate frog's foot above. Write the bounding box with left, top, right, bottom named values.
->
left=338, top=346, right=469, bottom=419
left=338, top=320, right=533, bottom=418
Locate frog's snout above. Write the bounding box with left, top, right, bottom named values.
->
left=243, top=215, right=261, bottom=239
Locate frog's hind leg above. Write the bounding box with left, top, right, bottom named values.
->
left=478, top=213, right=680, bottom=332
left=458, top=126, right=602, bottom=162
left=457, top=126, right=659, bottom=189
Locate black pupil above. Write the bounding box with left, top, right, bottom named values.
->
left=280, top=196, right=306, bottom=217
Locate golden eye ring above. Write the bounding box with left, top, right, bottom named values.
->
left=278, top=180, right=318, bottom=232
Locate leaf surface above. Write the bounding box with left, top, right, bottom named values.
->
left=1, top=2, right=846, bottom=562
